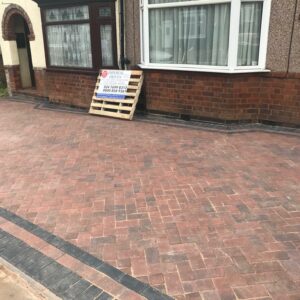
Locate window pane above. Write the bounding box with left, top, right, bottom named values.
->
left=149, top=4, right=230, bottom=66
left=100, top=25, right=114, bottom=66
left=238, top=2, right=263, bottom=66
left=45, top=6, right=89, bottom=22
left=47, top=24, right=92, bottom=68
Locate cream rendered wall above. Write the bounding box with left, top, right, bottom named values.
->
left=0, top=0, right=46, bottom=68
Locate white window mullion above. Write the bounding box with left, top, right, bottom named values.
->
left=228, top=0, right=241, bottom=71
left=140, top=1, right=145, bottom=64
left=143, top=0, right=150, bottom=64
left=259, top=0, right=271, bottom=69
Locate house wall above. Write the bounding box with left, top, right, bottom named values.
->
left=0, top=0, right=299, bottom=126
left=125, top=0, right=300, bottom=126
left=0, top=0, right=120, bottom=104
left=124, top=0, right=140, bottom=67
left=289, top=0, right=300, bottom=73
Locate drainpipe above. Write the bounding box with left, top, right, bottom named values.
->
left=285, top=0, right=298, bottom=77
left=120, top=0, right=125, bottom=69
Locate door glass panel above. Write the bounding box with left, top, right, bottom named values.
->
left=45, top=6, right=89, bottom=22
left=99, top=7, right=112, bottom=17
left=100, top=25, right=113, bottom=66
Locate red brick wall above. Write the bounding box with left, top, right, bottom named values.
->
left=5, top=66, right=47, bottom=98
left=258, top=73, right=300, bottom=125
left=34, top=68, right=47, bottom=97
left=5, top=65, right=22, bottom=92
left=6, top=65, right=300, bottom=126
left=46, top=71, right=96, bottom=108
left=143, top=70, right=300, bottom=125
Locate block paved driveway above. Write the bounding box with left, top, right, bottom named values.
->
left=0, top=99, right=300, bottom=300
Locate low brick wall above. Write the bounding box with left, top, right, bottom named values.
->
left=46, top=70, right=97, bottom=108
left=5, top=65, right=22, bottom=92
left=34, top=68, right=47, bottom=97
left=5, top=66, right=47, bottom=98
left=0, top=55, right=7, bottom=86
left=143, top=70, right=300, bottom=125
left=5, top=65, right=300, bottom=126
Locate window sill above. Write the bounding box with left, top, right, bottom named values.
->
left=138, top=64, right=271, bottom=74
left=46, top=67, right=99, bottom=76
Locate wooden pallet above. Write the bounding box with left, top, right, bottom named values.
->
left=89, top=70, right=144, bottom=120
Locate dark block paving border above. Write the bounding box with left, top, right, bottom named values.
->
left=0, top=229, right=113, bottom=300
left=0, top=208, right=173, bottom=300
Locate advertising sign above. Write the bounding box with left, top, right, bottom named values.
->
left=96, top=70, right=131, bottom=99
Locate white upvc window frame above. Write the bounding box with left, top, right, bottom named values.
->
left=139, top=0, right=272, bottom=73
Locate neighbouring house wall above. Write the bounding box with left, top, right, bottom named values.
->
left=45, top=0, right=121, bottom=106
left=0, top=0, right=120, bottom=103
left=0, top=0, right=46, bottom=68
left=0, top=0, right=47, bottom=96
left=124, top=0, right=300, bottom=126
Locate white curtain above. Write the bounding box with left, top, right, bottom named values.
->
left=47, top=24, right=92, bottom=68
left=149, top=0, right=193, bottom=3
left=238, top=2, right=263, bottom=66
left=149, top=4, right=230, bottom=66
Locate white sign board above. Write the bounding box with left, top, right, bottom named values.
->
left=96, top=70, right=131, bottom=99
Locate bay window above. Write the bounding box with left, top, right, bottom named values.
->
left=42, top=2, right=117, bottom=70
left=140, top=0, right=271, bottom=73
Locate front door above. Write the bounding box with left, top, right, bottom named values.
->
left=15, top=16, right=35, bottom=88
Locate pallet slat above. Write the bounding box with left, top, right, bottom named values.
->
left=91, top=103, right=132, bottom=111
left=90, top=108, right=131, bottom=120
left=89, top=70, right=143, bottom=120
left=94, top=90, right=137, bottom=97
left=92, top=97, right=135, bottom=104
